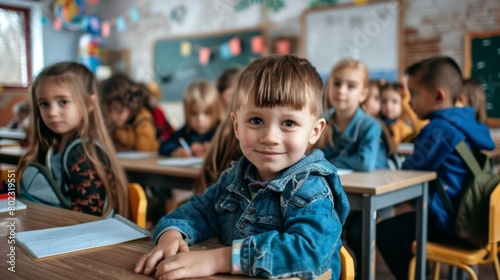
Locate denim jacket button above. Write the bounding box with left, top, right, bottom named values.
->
left=249, top=209, right=255, bottom=215
left=241, top=222, right=247, bottom=228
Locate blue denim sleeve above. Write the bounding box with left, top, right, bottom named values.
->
left=332, top=119, right=381, bottom=171
left=152, top=181, right=224, bottom=244
left=238, top=178, right=343, bottom=279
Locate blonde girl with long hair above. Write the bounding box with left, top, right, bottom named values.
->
left=18, top=62, right=129, bottom=218
left=159, top=80, right=221, bottom=158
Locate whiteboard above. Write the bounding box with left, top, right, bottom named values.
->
left=303, top=0, right=402, bottom=81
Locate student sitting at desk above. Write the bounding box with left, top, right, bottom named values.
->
left=17, top=62, right=129, bottom=218
left=100, top=73, right=159, bottom=152
left=314, top=58, right=389, bottom=279
left=135, top=55, right=350, bottom=279
left=380, top=82, right=414, bottom=146
left=159, top=80, right=220, bottom=158
left=376, top=56, right=495, bottom=280
left=7, top=100, right=30, bottom=129
left=456, top=78, right=487, bottom=123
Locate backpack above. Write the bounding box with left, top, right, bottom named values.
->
left=19, top=139, right=109, bottom=210
left=436, top=140, right=500, bottom=248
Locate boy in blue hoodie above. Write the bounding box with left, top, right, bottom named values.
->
left=376, top=56, right=495, bottom=280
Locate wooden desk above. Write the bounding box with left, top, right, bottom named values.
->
left=119, top=157, right=199, bottom=190
left=2, top=202, right=328, bottom=279
left=0, top=127, right=26, bottom=141
left=0, top=146, right=25, bottom=165
left=340, top=170, right=436, bottom=280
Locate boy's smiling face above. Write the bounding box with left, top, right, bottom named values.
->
left=231, top=97, right=325, bottom=182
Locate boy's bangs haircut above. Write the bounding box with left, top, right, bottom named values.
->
left=234, top=55, right=323, bottom=118
left=406, top=56, right=463, bottom=102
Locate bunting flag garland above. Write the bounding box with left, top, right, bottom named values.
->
left=181, top=41, right=192, bottom=57
left=182, top=36, right=249, bottom=65
left=219, top=43, right=231, bottom=60
left=229, top=38, right=242, bottom=56
left=251, top=35, right=264, bottom=54
left=116, top=16, right=126, bottom=32
left=199, top=47, right=211, bottom=65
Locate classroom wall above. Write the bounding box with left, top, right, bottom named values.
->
left=96, top=0, right=499, bottom=126
left=0, top=0, right=80, bottom=126
left=405, top=0, right=500, bottom=67
left=1, top=0, right=499, bottom=126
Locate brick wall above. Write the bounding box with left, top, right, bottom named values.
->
left=404, top=0, right=500, bottom=69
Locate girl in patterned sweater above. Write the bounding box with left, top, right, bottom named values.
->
left=17, top=62, right=129, bottom=218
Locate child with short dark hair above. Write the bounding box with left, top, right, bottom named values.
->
left=376, top=56, right=495, bottom=280
left=135, top=55, right=350, bottom=279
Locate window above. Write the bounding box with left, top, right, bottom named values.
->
left=0, top=4, right=31, bottom=91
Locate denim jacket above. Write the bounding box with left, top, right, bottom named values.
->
left=323, top=108, right=388, bottom=171
left=153, top=149, right=350, bottom=279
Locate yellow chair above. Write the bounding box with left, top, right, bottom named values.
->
left=340, top=246, right=355, bottom=280
left=408, top=184, right=500, bottom=280
left=128, top=183, right=147, bottom=229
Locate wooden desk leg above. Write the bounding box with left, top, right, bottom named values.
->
left=361, top=194, right=376, bottom=280
left=415, top=182, right=428, bottom=280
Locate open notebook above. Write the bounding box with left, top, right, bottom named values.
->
left=0, top=198, right=27, bottom=213
left=17, top=215, right=150, bottom=260
left=157, top=157, right=203, bottom=167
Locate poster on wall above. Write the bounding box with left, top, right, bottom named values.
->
left=303, top=0, right=401, bottom=82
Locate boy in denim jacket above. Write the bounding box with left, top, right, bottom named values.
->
left=376, top=56, right=495, bottom=280
left=135, top=55, right=350, bottom=279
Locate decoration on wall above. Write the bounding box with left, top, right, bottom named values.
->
left=235, top=0, right=285, bottom=13
left=180, top=36, right=255, bottom=66
left=78, top=15, right=103, bottom=73
left=47, top=0, right=147, bottom=38
left=53, top=0, right=87, bottom=31
left=170, top=5, right=187, bottom=23
left=251, top=35, right=264, bottom=54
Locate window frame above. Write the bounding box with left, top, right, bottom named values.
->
left=0, top=4, right=32, bottom=92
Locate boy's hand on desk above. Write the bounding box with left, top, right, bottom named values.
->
left=171, top=147, right=191, bottom=158
left=154, top=247, right=231, bottom=280
left=134, top=230, right=189, bottom=276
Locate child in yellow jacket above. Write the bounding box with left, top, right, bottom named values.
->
left=100, top=73, right=159, bottom=152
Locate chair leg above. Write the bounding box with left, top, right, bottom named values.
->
left=408, top=257, right=416, bottom=280
left=433, top=262, right=440, bottom=280
left=494, top=257, right=500, bottom=280
left=460, top=265, right=478, bottom=280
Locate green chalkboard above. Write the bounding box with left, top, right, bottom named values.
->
left=154, top=29, right=265, bottom=102
left=465, top=30, right=500, bottom=124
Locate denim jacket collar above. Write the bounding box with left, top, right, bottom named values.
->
left=226, top=149, right=336, bottom=194
left=332, top=107, right=366, bottom=143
